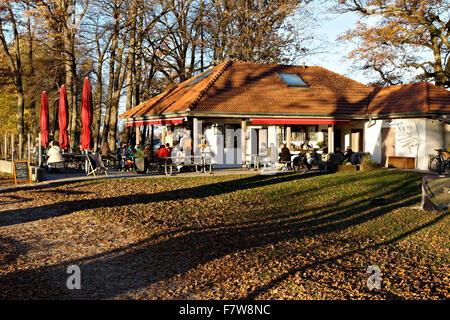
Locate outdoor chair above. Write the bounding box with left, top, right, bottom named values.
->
left=46, top=161, right=65, bottom=173
left=86, top=153, right=108, bottom=177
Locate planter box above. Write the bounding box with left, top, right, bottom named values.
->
left=336, top=164, right=357, bottom=172
left=135, top=158, right=146, bottom=172
left=360, top=164, right=383, bottom=171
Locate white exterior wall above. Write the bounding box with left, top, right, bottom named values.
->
left=445, top=124, right=450, bottom=149
left=364, top=118, right=447, bottom=170
left=268, top=126, right=278, bottom=148
left=424, top=120, right=446, bottom=169
left=364, top=120, right=383, bottom=164
left=394, top=119, right=427, bottom=170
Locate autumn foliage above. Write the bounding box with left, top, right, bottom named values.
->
left=338, top=0, right=450, bottom=87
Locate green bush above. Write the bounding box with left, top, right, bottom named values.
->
left=135, top=149, right=145, bottom=159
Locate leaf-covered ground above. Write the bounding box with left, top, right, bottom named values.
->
left=0, top=170, right=448, bottom=300
left=0, top=173, right=12, bottom=185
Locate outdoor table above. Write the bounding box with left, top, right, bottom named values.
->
left=160, top=154, right=213, bottom=176
left=102, top=154, right=117, bottom=168
left=246, top=154, right=268, bottom=170
left=62, top=153, right=86, bottom=170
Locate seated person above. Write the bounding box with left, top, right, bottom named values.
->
left=143, top=144, right=153, bottom=161
left=334, top=146, right=344, bottom=158
left=157, top=144, right=170, bottom=159
left=47, top=141, right=64, bottom=173
left=165, top=143, right=173, bottom=156
left=279, top=143, right=291, bottom=171
left=301, top=141, right=312, bottom=150
left=343, top=146, right=353, bottom=164
left=306, top=149, right=318, bottom=167
left=127, top=144, right=136, bottom=158
left=143, top=144, right=154, bottom=172
left=117, top=143, right=129, bottom=171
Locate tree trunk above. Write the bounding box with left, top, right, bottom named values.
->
left=16, top=85, right=25, bottom=134
left=64, top=27, right=77, bottom=150
left=93, top=63, right=103, bottom=152
left=122, top=0, right=138, bottom=144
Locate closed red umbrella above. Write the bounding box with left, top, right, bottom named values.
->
left=40, top=91, right=49, bottom=148
left=58, top=85, right=69, bottom=150
left=81, top=78, right=92, bottom=151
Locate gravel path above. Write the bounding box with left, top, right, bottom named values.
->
left=0, top=181, right=143, bottom=299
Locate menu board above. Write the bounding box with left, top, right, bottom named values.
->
left=13, top=161, right=32, bottom=184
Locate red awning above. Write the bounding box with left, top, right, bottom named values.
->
left=125, top=117, right=185, bottom=127
left=251, top=118, right=350, bottom=125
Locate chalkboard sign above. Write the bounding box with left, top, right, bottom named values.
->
left=13, top=161, right=32, bottom=184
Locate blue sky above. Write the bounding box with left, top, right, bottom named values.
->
left=303, top=10, right=368, bottom=84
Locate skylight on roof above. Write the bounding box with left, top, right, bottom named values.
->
left=277, top=73, right=308, bottom=87
left=186, top=70, right=215, bottom=87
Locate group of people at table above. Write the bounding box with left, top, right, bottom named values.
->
left=263, top=142, right=356, bottom=171
left=43, top=133, right=357, bottom=174
left=115, top=132, right=194, bottom=172
left=41, top=130, right=196, bottom=174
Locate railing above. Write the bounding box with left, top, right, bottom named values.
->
left=0, top=133, right=42, bottom=165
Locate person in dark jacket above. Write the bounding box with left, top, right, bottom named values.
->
left=279, top=143, right=291, bottom=171
left=343, top=146, right=354, bottom=164
left=279, top=143, right=291, bottom=162
left=143, top=144, right=154, bottom=172
left=143, top=144, right=153, bottom=161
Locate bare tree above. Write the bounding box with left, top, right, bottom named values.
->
left=0, top=0, right=25, bottom=134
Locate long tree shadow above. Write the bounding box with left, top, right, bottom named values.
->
left=0, top=171, right=432, bottom=299
left=0, top=172, right=325, bottom=227
left=0, top=180, right=101, bottom=195
left=242, top=210, right=449, bottom=300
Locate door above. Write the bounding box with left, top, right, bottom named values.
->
left=224, top=124, right=241, bottom=166
left=381, top=128, right=395, bottom=166
left=334, top=129, right=342, bottom=152
left=351, top=129, right=364, bottom=152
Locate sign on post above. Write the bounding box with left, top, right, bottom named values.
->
left=13, top=161, right=32, bottom=185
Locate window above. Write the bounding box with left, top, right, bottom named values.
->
left=277, top=73, right=308, bottom=87
left=290, top=125, right=318, bottom=141
left=185, top=70, right=215, bottom=87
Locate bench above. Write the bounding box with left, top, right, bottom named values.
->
left=386, top=156, right=415, bottom=169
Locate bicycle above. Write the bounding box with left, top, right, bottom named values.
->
left=429, top=149, right=450, bottom=174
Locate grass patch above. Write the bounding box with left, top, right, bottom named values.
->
left=81, top=169, right=448, bottom=299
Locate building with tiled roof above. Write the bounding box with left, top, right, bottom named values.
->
left=121, top=60, right=450, bottom=171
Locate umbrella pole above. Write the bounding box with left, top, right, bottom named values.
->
left=11, top=135, right=14, bottom=173
left=38, top=134, right=42, bottom=168
left=84, top=149, right=88, bottom=175
left=28, top=133, right=30, bottom=163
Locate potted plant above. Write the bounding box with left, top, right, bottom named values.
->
left=316, top=141, right=326, bottom=150
left=336, top=158, right=357, bottom=171
left=134, top=149, right=146, bottom=173
left=360, top=155, right=382, bottom=171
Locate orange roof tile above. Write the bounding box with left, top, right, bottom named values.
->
left=120, top=60, right=450, bottom=119
left=368, top=82, right=450, bottom=114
